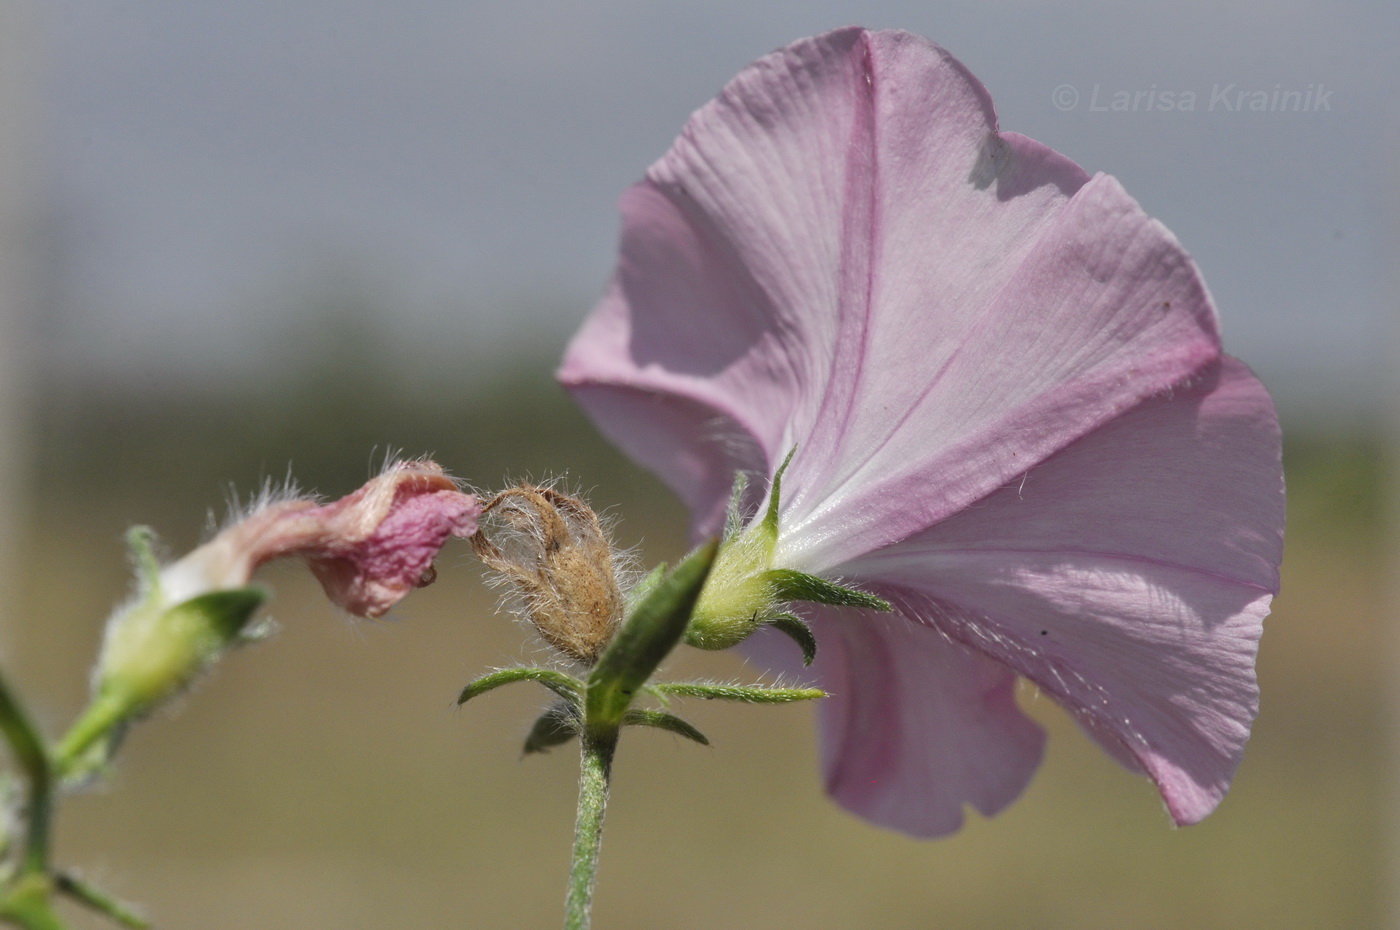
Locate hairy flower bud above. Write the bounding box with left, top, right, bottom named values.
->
left=472, top=486, right=623, bottom=665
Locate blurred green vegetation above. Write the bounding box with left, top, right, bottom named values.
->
left=4, top=318, right=1391, bottom=929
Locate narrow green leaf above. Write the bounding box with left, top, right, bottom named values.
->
left=764, top=569, right=891, bottom=611
left=585, top=540, right=719, bottom=741
left=651, top=682, right=826, bottom=704
left=621, top=710, right=709, bottom=745
left=767, top=612, right=818, bottom=666
left=624, top=562, right=667, bottom=611
left=522, top=703, right=580, bottom=755
left=641, top=683, right=672, bottom=709
left=456, top=667, right=584, bottom=707
left=55, top=873, right=151, bottom=929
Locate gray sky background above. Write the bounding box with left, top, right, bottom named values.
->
left=24, top=0, right=1400, bottom=424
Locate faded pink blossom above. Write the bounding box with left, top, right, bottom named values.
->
left=559, top=28, right=1284, bottom=836
left=162, top=460, right=480, bottom=618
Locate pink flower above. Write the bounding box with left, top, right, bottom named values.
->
left=162, top=460, right=481, bottom=618
left=558, top=28, right=1284, bottom=836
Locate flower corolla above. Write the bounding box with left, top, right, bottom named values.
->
left=559, top=28, right=1285, bottom=836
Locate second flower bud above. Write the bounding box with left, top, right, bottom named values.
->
left=472, top=486, right=624, bottom=666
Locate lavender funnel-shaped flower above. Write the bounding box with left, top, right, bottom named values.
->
left=559, top=28, right=1284, bottom=837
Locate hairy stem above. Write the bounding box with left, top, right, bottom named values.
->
left=564, top=734, right=615, bottom=930
left=52, top=693, right=126, bottom=779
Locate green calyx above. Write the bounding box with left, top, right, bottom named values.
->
left=64, top=528, right=266, bottom=775
left=95, top=588, right=266, bottom=714
left=683, top=451, right=891, bottom=663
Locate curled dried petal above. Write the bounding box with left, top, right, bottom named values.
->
left=161, top=460, right=480, bottom=617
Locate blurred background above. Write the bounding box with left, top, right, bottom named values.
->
left=0, top=1, right=1395, bottom=927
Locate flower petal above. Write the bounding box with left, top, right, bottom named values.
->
left=780, top=170, right=1222, bottom=571
left=752, top=613, right=1046, bottom=838
left=561, top=28, right=1222, bottom=563
left=307, top=484, right=480, bottom=619
left=561, top=27, right=878, bottom=529
left=165, top=461, right=480, bottom=619
left=305, top=464, right=481, bottom=618
left=840, top=359, right=1284, bottom=823
left=564, top=383, right=766, bottom=538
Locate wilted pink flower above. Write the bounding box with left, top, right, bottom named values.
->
left=87, top=461, right=479, bottom=735
left=162, top=460, right=480, bottom=618
left=559, top=28, right=1284, bottom=836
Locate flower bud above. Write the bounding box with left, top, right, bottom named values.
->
left=472, top=486, right=623, bottom=665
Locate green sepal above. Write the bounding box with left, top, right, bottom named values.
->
left=456, top=667, right=583, bottom=708
left=766, top=612, right=818, bottom=666
left=585, top=540, right=718, bottom=743
left=723, top=471, right=750, bottom=540
left=764, top=569, right=891, bottom=611
left=650, top=682, right=825, bottom=704
left=55, top=872, right=150, bottom=929
left=55, top=589, right=265, bottom=779
left=621, top=710, right=709, bottom=746
left=759, top=448, right=796, bottom=540
left=105, top=586, right=266, bottom=713
left=522, top=702, right=581, bottom=755
left=176, top=587, right=268, bottom=645
left=124, top=526, right=162, bottom=592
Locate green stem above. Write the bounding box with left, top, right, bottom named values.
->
left=564, top=734, right=615, bottom=930
left=52, top=693, right=127, bottom=780
left=0, top=670, right=54, bottom=876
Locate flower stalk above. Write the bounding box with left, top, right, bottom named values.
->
left=565, top=733, right=614, bottom=930
left=563, top=540, right=716, bottom=929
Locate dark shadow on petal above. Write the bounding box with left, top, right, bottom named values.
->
left=968, top=132, right=1090, bottom=201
